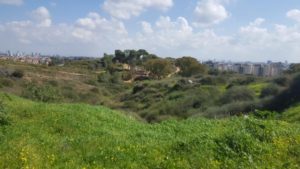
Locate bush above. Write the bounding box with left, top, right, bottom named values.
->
left=231, top=76, right=256, bottom=85
left=199, top=76, right=217, bottom=85
left=11, top=69, right=24, bottom=78
left=273, top=76, right=290, bottom=87
left=205, top=101, right=261, bottom=118
left=97, top=72, right=111, bottom=83
left=260, top=84, right=280, bottom=98
left=22, top=83, right=62, bottom=102
left=220, top=86, right=255, bottom=104
left=0, top=78, right=13, bottom=87
left=61, top=87, right=79, bottom=101
left=85, top=79, right=97, bottom=86
left=111, top=72, right=122, bottom=84
left=0, top=101, right=9, bottom=126
left=90, top=87, right=99, bottom=93
left=266, top=73, right=300, bottom=111
left=122, top=72, right=133, bottom=81
left=253, top=110, right=276, bottom=120
left=47, top=80, right=59, bottom=87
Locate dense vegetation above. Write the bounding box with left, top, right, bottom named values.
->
left=1, top=50, right=300, bottom=168
left=1, top=52, right=300, bottom=122
left=0, top=93, right=299, bottom=168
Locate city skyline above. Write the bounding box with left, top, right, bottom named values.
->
left=1, top=0, right=300, bottom=62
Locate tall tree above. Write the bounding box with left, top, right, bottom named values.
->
left=144, top=59, right=174, bottom=79
left=175, top=57, right=207, bottom=77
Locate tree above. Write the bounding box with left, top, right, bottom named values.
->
left=287, top=64, right=300, bottom=74
left=144, top=59, right=174, bottom=79
left=266, top=73, right=300, bottom=111
left=114, top=50, right=126, bottom=63
left=101, top=54, right=113, bottom=68
left=175, top=57, right=207, bottom=77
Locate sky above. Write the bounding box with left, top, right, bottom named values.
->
left=0, top=0, right=300, bottom=62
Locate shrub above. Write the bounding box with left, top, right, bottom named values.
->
left=11, top=69, right=24, bottom=78
left=231, top=76, right=256, bottom=85
left=85, top=79, right=97, bottom=86
left=111, top=72, right=122, bottom=84
left=260, top=84, right=280, bottom=98
left=220, top=86, right=255, bottom=104
left=97, top=72, right=111, bottom=83
left=122, top=72, right=133, bottom=81
left=62, top=87, right=79, bottom=101
left=205, top=101, right=261, bottom=118
left=0, top=78, right=13, bottom=87
left=90, top=87, right=99, bottom=93
left=0, top=101, right=9, bottom=126
left=273, top=76, right=290, bottom=87
left=47, top=80, right=59, bottom=87
left=266, top=73, right=300, bottom=111
left=253, top=110, right=277, bottom=120
left=22, top=83, right=62, bottom=102
left=132, top=84, right=147, bottom=94
left=199, top=76, right=217, bottom=85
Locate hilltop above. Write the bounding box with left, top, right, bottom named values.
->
left=0, top=93, right=300, bottom=168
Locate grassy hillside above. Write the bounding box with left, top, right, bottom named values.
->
left=282, top=104, right=300, bottom=123
left=0, top=92, right=300, bottom=169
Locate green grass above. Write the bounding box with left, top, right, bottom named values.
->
left=282, top=104, right=300, bottom=123
left=0, top=93, right=300, bottom=169
left=248, top=82, right=269, bottom=96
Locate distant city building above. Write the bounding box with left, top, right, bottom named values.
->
left=0, top=51, right=52, bottom=65
left=204, top=61, right=288, bottom=77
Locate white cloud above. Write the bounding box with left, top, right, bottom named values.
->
left=0, top=11, right=131, bottom=56
left=287, top=9, right=300, bottom=22
left=1, top=10, right=300, bottom=62
left=141, top=21, right=153, bottom=34
left=194, top=0, right=229, bottom=26
left=103, top=0, right=173, bottom=19
left=240, top=18, right=267, bottom=35
left=31, top=6, right=52, bottom=27
left=0, top=0, right=23, bottom=6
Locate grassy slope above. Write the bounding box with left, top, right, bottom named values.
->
left=282, top=104, right=300, bottom=123
left=0, top=93, right=300, bottom=169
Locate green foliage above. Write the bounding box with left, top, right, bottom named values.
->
left=85, top=79, right=97, bottom=86
left=121, top=71, right=133, bottom=81
left=273, top=76, right=290, bottom=87
left=231, top=76, right=256, bottom=85
left=267, top=73, right=300, bottom=111
left=253, top=110, right=277, bottom=119
left=101, top=54, right=114, bottom=68
left=97, top=72, right=111, bottom=83
left=0, top=100, right=9, bottom=126
left=111, top=72, right=122, bottom=84
left=220, top=86, right=255, bottom=104
left=22, top=83, right=62, bottom=102
left=205, top=100, right=260, bottom=117
left=0, top=78, right=14, bottom=87
left=112, top=49, right=156, bottom=65
left=281, top=104, right=300, bottom=123
left=287, top=63, right=300, bottom=74
left=11, top=69, right=24, bottom=78
left=260, top=84, right=280, bottom=98
left=176, top=57, right=207, bottom=77
left=97, top=72, right=122, bottom=84
left=144, top=59, right=174, bottom=79
left=0, top=93, right=299, bottom=169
